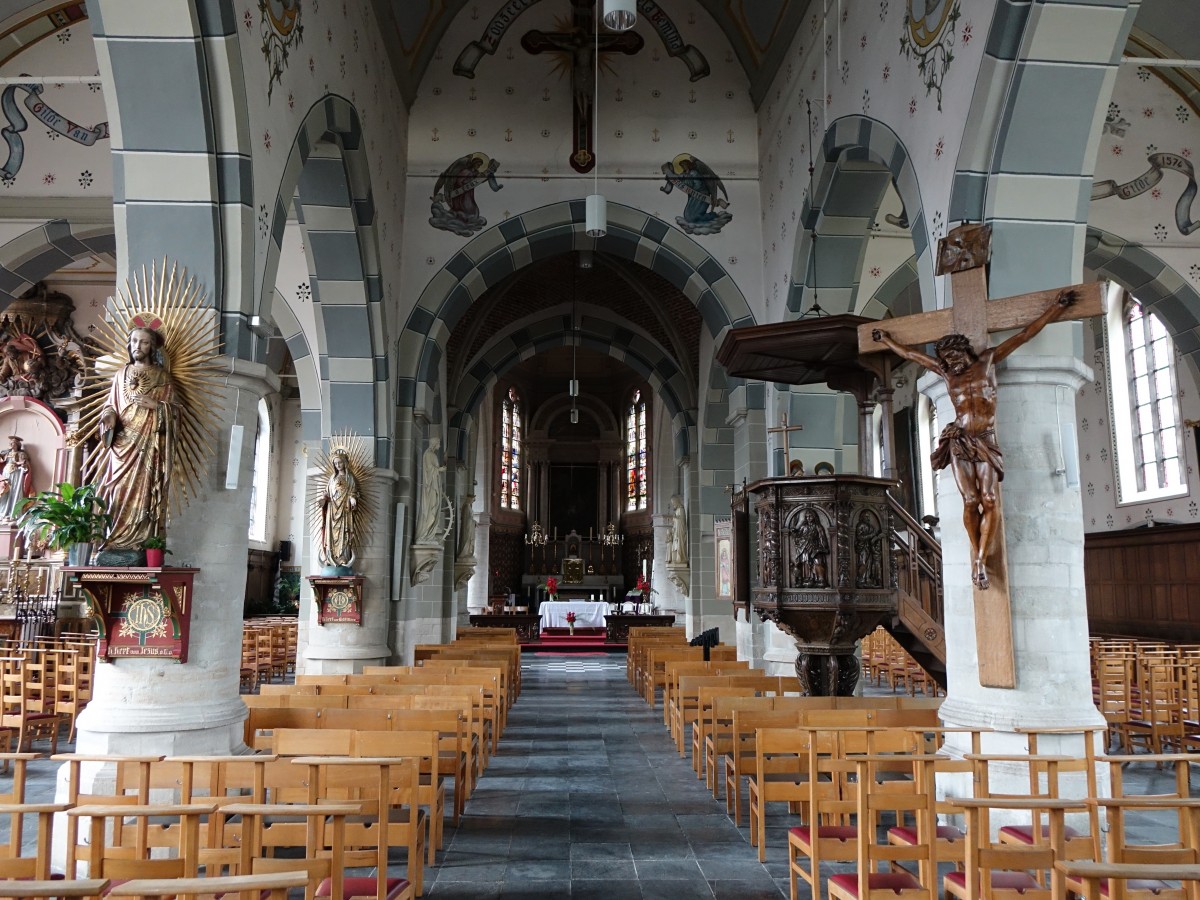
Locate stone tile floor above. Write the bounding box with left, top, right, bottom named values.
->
left=0, top=654, right=1190, bottom=899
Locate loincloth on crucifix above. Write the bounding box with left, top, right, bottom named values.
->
left=930, top=425, right=1004, bottom=480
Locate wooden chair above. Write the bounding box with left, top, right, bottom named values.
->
left=66, top=803, right=214, bottom=882
left=0, top=803, right=67, bottom=881
left=787, top=728, right=859, bottom=900
left=291, top=755, right=427, bottom=897
left=747, top=727, right=812, bottom=862
left=825, top=755, right=940, bottom=900
left=945, top=797, right=1084, bottom=900
left=1057, top=861, right=1200, bottom=900
left=1063, top=797, right=1200, bottom=900
left=224, top=801, right=360, bottom=900
left=0, top=657, right=61, bottom=752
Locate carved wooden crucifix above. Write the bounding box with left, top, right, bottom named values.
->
left=521, top=0, right=643, bottom=174
left=767, top=413, right=805, bottom=476
left=857, top=223, right=1105, bottom=688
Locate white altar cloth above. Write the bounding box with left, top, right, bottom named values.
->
left=539, top=600, right=610, bottom=629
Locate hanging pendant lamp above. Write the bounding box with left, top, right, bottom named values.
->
left=603, top=0, right=636, bottom=32
left=585, top=0, right=608, bottom=237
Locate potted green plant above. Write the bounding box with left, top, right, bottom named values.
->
left=141, top=534, right=171, bottom=568
left=15, top=482, right=112, bottom=566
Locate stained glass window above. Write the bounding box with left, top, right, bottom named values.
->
left=500, top=386, right=522, bottom=509
left=1125, top=299, right=1182, bottom=493
left=626, top=389, right=648, bottom=511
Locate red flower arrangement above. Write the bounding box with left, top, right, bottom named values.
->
left=636, top=574, right=650, bottom=594
left=545, top=577, right=558, bottom=599
left=565, top=611, right=577, bottom=625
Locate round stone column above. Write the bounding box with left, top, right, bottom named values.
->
left=300, top=457, right=395, bottom=674
left=921, top=354, right=1105, bottom=799
left=73, top=359, right=279, bottom=755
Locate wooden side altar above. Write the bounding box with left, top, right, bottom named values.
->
left=63, top=567, right=197, bottom=663
left=748, top=475, right=895, bottom=695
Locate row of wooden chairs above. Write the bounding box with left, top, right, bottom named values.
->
left=238, top=619, right=296, bottom=692
left=862, top=627, right=945, bottom=697
left=0, top=750, right=416, bottom=899
left=1091, top=635, right=1200, bottom=753
left=627, top=639, right=1200, bottom=900
left=0, top=634, right=98, bottom=750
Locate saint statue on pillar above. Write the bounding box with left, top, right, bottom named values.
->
left=308, top=434, right=374, bottom=576
left=73, top=262, right=222, bottom=563
left=0, top=435, right=33, bottom=520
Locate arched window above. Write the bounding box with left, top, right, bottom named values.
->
left=247, top=398, right=271, bottom=541
left=499, top=386, right=522, bottom=510
left=1106, top=287, right=1186, bottom=502
left=626, top=389, right=648, bottom=511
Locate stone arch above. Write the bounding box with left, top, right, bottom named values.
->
left=1084, top=227, right=1200, bottom=380
left=260, top=95, right=387, bottom=464
left=396, top=201, right=753, bottom=406
left=448, top=306, right=695, bottom=461
left=949, top=0, right=1139, bottom=296
left=0, top=220, right=116, bottom=307
left=863, top=254, right=922, bottom=320
left=788, top=116, right=930, bottom=317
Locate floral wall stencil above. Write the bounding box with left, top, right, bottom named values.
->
left=899, top=0, right=961, bottom=112
left=260, top=0, right=304, bottom=102
left=428, top=152, right=504, bottom=237
left=660, top=153, right=732, bottom=235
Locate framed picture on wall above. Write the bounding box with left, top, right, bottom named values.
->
left=714, top=519, right=732, bottom=599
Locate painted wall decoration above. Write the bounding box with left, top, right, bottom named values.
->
left=0, top=83, right=107, bottom=179
left=899, top=0, right=961, bottom=111
left=453, top=0, right=709, bottom=173
left=1093, top=153, right=1200, bottom=236
left=521, top=2, right=643, bottom=173
left=260, top=0, right=303, bottom=102
left=454, top=0, right=709, bottom=81
left=429, top=152, right=504, bottom=237
left=660, top=153, right=732, bottom=235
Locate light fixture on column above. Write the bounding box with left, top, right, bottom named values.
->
left=603, top=0, right=636, bottom=31
left=585, top=0, right=607, bottom=237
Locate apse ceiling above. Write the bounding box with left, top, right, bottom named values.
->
left=370, top=0, right=811, bottom=109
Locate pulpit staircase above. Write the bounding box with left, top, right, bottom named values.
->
left=885, top=495, right=948, bottom=690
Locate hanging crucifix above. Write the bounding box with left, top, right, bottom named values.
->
left=858, top=223, right=1105, bottom=688
left=522, top=0, right=643, bottom=173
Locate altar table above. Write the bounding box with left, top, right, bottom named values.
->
left=539, top=600, right=610, bottom=629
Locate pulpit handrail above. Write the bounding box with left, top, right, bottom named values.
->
left=886, top=493, right=944, bottom=628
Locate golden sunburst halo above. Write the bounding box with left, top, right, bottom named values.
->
left=74, top=259, right=224, bottom=518
left=307, top=431, right=376, bottom=560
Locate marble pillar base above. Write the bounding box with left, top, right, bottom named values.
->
left=302, top=643, right=392, bottom=674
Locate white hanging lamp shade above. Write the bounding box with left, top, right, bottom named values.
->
left=603, top=0, right=637, bottom=31
left=586, top=193, right=607, bottom=237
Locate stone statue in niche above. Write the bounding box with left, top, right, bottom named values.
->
left=0, top=435, right=32, bottom=520
left=667, top=494, right=688, bottom=565
left=415, top=437, right=449, bottom=544
left=854, top=509, right=883, bottom=588
left=791, top=508, right=829, bottom=589
left=457, top=493, right=477, bottom=560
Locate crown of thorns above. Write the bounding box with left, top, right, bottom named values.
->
left=934, top=333, right=974, bottom=357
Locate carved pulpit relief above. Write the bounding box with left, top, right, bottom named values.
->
left=854, top=510, right=884, bottom=589
left=789, top=507, right=830, bottom=589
